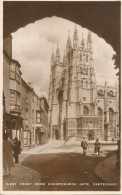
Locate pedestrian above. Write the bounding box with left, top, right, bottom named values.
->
left=94, top=138, right=101, bottom=156
left=13, top=137, right=21, bottom=163
left=3, top=133, right=15, bottom=176
left=81, top=137, right=88, bottom=156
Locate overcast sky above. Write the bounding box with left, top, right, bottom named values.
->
left=12, top=16, right=117, bottom=98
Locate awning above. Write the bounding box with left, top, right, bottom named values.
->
left=4, top=112, right=23, bottom=122
left=3, top=112, right=23, bottom=129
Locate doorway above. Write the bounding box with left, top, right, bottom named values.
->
left=88, top=130, right=94, bottom=140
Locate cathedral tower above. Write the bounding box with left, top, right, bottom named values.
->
left=48, top=26, right=119, bottom=141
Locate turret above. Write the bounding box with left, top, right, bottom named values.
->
left=73, top=25, right=79, bottom=49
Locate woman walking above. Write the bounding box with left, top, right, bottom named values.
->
left=3, top=133, right=15, bottom=176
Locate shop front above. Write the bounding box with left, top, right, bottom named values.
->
left=3, top=112, right=23, bottom=141
left=35, top=125, right=45, bottom=145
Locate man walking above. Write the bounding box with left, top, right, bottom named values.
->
left=94, top=138, right=101, bottom=156
left=81, top=137, right=88, bottom=156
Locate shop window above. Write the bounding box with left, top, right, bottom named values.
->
left=24, top=131, right=27, bottom=145
left=25, top=109, right=28, bottom=126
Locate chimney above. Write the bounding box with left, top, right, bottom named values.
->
left=3, top=35, right=12, bottom=58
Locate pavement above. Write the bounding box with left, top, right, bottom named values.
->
left=2, top=141, right=52, bottom=192
left=95, top=153, right=120, bottom=191
left=2, top=139, right=120, bottom=192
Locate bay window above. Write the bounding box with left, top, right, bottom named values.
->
left=10, top=62, right=20, bottom=82
left=10, top=90, right=20, bottom=110
left=10, top=90, right=16, bottom=109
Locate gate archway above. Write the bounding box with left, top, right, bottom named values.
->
left=3, top=1, right=120, bottom=64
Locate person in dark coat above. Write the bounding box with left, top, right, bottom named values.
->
left=81, top=137, right=88, bottom=156
left=13, top=137, right=21, bottom=163
left=94, top=138, right=101, bottom=156
left=3, top=133, right=15, bottom=176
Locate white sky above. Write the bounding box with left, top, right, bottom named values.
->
left=12, top=16, right=118, bottom=98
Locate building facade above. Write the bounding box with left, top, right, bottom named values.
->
left=40, top=97, right=49, bottom=144
left=3, top=35, right=49, bottom=149
left=3, top=36, right=23, bottom=142
left=48, top=26, right=119, bottom=141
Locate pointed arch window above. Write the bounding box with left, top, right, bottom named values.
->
left=83, top=106, right=89, bottom=115
left=81, top=80, right=83, bottom=87
left=80, top=52, right=82, bottom=61
left=98, top=107, right=103, bottom=116
left=109, top=108, right=114, bottom=119
left=109, top=108, right=114, bottom=133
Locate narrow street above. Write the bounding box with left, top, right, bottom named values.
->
left=22, top=141, right=117, bottom=191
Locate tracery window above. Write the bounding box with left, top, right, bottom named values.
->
left=109, top=108, right=114, bottom=132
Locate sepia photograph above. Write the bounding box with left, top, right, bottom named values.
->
left=1, top=1, right=121, bottom=194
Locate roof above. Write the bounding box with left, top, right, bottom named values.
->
left=40, top=96, right=49, bottom=108
left=3, top=50, right=21, bottom=67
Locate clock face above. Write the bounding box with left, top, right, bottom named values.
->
left=82, top=68, right=87, bottom=75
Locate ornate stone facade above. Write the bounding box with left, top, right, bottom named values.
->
left=48, top=26, right=119, bottom=141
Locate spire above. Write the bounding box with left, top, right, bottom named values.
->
left=73, top=24, right=79, bottom=49
left=73, top=24, right=79, bottom=40
left=51, top=48, right=54, bottom=61
left=67, top=30, right=72, bottom=47
left=56, top=43, right=60, bottom=63
left=81, top=33, right=85, bottom=48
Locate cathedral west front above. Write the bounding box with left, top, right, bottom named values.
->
left=48, top=26, right=119, bottom=141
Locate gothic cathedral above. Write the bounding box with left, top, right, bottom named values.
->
left=48, top=26, right=119, bottom=141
